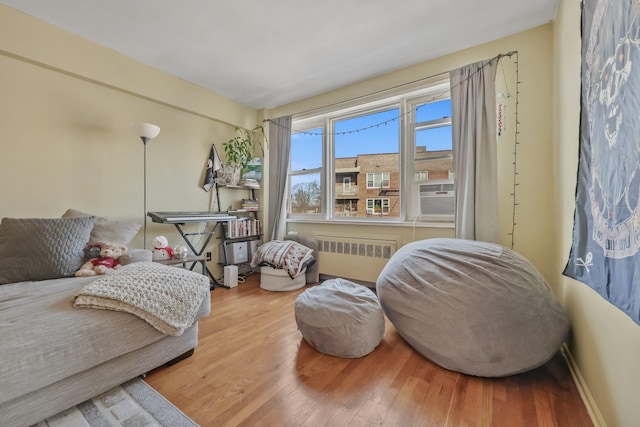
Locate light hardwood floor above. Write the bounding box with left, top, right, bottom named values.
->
left=145, top=273, right=593, bottom=427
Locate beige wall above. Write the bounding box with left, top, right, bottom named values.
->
left=0, top=5, right=258, bottom=278
left=554, top=1, right=640, bottom=426
left=268, top=25, right=556, bottom=282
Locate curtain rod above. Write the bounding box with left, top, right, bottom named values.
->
left=292, top=51, right=517, bottom=118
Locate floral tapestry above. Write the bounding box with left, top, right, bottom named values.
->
left=563, top=0, right=640, bottom=325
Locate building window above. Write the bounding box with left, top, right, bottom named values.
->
left=366, top=172, right=391, bottom=189
left=366, top=198, right=390, bottom=215
left=288, top=80, right=452, bottom=223
left=415, top=171, right=429, bottom=181
left=343, top=177, right=351, bottom=191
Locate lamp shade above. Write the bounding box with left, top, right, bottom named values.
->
left=131, top=122, right=161, bottom=139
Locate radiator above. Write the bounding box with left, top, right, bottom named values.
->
left=313, top=233, right=398, bottom=283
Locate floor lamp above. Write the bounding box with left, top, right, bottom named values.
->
left=132, top=122, right=161, bottom=249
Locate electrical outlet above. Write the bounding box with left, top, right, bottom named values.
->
left=206, top=252, right=212, bottom=261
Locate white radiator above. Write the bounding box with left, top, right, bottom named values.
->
left=313, top=233, right=398, bottom=283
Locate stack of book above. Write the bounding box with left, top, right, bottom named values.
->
left=241, top=198, right=259, bottom=211
left=237, top=178, right=260, bottom=189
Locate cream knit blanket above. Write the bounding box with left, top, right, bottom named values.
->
left=73, top=262, right=210, bottom=336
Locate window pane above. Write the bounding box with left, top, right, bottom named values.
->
left=415, top=126, right=453, bottom=182
left=291, top=128, right=322, bottom=171
left=415, top=99, right=451, bottom=123
left=416, top=126, right=452, bottom=151
left=334, top=108, right=400, bottom=219
left=289, top=173, right=321, bottom=215
left=365, top=198, right=390, bottom=215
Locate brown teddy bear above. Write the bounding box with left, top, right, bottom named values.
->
left=76, top=243, right=128, bottom=276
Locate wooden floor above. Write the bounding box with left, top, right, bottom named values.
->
left=145, top=273, right=593, bottom=427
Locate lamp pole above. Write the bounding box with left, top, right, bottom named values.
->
left=142, top=136, right=149, bottom=249
left=132, top=123, right=160, bottom=249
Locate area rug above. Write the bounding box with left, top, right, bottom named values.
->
left=32, top=378, right=198, bottom=427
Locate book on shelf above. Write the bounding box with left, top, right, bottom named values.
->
left=237, top=178, right=260, bottom=189
left=225, top=218, right=262, bottom=238
left=241, top=198, right=259, bottom=211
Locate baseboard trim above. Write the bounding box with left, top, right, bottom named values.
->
left=561, top=344, right=608, bottom=427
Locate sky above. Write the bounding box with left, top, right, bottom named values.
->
left=290, top=99, right=452, bottom=172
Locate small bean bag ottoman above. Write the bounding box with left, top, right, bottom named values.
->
left=295, top=278, right=385, bottom=358
left=376, top=238, right=570, bottom=377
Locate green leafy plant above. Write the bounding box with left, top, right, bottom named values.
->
left=223, top=124, right=267, bottom=173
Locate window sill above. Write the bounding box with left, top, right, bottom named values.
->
left=286, top=217, right=454, bottom=229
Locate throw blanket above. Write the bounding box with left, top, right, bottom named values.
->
left=250, top=240, right=314, bottom=278
left=73, top=263, right=209, bottom=336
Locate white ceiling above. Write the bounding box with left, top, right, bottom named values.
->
left=1, top=0, right=559, bottom=109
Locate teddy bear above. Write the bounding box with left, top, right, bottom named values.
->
left=76, top=243, right=128, bottom=276
left=152, top=235, right=173, bottom=261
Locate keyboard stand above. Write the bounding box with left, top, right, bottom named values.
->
left=147, top=212, right=237, bottom=289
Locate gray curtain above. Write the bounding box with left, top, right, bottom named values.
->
left=450, top=59, right=499, bottom=243
left=268, top=116, right=292, bottom=240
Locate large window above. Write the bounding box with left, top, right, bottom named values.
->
left=288, top=82, right=452, bottom=222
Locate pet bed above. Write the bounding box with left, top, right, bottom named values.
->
left=376, top=238, right=570, bottom=377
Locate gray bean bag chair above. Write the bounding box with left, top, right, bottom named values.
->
left=376, top=238, right=569, bottom=377
left=295, top=278, right=384, bottom=358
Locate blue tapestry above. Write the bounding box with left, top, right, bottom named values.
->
left=563, top=0, right=640, bottom=325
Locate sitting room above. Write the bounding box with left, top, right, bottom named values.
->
left=1, top=1, right=638, bottom=426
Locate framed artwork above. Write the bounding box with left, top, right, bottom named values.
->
left=242, top=157, right=262, bottom=181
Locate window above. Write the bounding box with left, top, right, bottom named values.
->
left=288, top=81, right=452, bottom=222
left=409, top=96, right=454, bottom=219
left=366, top=198, right=390, bottom=215
left=415, top=171, right=429, bottom=181
left=289, top=127, right=323, bottom=216
left=343, top=177, right=351, bottom=191
left=366, top=172, right=390, bottom=189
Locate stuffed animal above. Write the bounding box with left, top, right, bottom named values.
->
left=76, top=243, right=127, bottom=277
left=152, top=235, right=173, bottom=261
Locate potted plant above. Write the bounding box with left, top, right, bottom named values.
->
left=222, top=124, right=267, bottom=185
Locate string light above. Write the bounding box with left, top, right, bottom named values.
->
left=266, top=51, right=516, bottom=137
left=507, top=51, right=521, bottom=250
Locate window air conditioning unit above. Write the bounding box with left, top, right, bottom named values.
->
left=419, top=179, right=455, bottom=216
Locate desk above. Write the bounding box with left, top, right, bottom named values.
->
left=148, top=211, right=237, bottom=289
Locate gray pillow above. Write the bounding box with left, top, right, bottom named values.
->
left=0, top=216, right=96, bottom=284
left=119, top=249, right=153, bottom=265
left=62, top=208, right=140, bottom=246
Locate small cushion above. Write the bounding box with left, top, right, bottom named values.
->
left=295, top=278, right=385, bottom=358
left=284, top=234, right=319, bottom=283
left=0, top=216, right=95, bottom=284
left=62, top=208, right=140, bottom=246
left=250, top=240, right=314, bottom=278
left=376, top=238, right=570, bottom=377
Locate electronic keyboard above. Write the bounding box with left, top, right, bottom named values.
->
left=148, top=211, right=237, bottom=224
